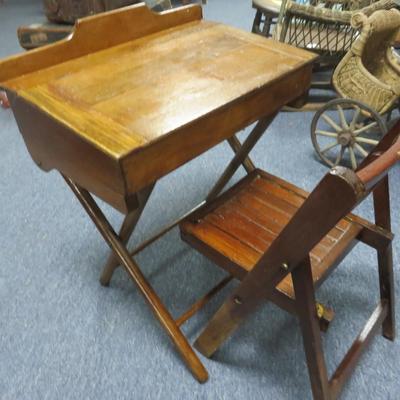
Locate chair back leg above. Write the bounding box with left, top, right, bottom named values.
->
left=292, top=257, right=331, bottom=400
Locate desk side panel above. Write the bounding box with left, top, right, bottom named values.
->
left=0, top=3, right=202, bottom=83
left=121, top=64, right=313, bottom=194
left=10, top=94, right=136, bottom=213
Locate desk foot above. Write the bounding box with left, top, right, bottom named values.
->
left=99, top=267, right=115, bottom=287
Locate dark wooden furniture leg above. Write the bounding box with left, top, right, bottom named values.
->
left=100, top=185, right=154, bottom=286
left=252, top=9, right=263, bottom=34
left=227, top=135, right=256, bottom=173
left=292, top=258, right=331, bottom=400
left=205, top=115, right=276, bottom=203
left=373, top=176, right=396, bottom=340
left=63, top=176, right=208, bottom=383
left=101, top=116, right=268, bottom=286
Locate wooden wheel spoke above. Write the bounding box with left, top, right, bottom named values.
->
left=350, top=106, right=361, bottom=131
left=337, top=105, right=349, bottom=130
left=321, top=141, right=339, bottom=153
left=354, top=142, right=369, bottom=157
left=333, top=146, right=345, bottom=167
left=349, top=146, right=357, bottom=170
left=316, top=130, right=338, bottom=138
left=355, top=136, right=379, bottom=146
left=322, top=113, right=342, bottom=132
left=354, top=121, right=378, bottom=135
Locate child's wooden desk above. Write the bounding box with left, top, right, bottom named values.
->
left=0, top=3, right=315, bottom=382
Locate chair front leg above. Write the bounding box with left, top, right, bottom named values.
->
left=292, top=257, right=331, bottom=400
left=377, top=243, right=396, bottom=340
left=373, top=175, right=395, bottom=340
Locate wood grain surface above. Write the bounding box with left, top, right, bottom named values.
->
left=181, top=169, right=362, bottom=299
left=0, top=3, right=316, bottom=212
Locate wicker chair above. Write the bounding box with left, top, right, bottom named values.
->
left=333, top=8, right=400, bottom=113
left=311, top=9, right=400, bottom=169
left=252, top=0, right=282, bottom=36
left=253, top=0, right=396, bottom=68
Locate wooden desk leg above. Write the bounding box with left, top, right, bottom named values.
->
left=63, top=176, right=208, bottom=383
left=100, top=120, right=266, bottom=286
left=100, top=185, right=154, bottom=286
left=377, top=243, right=395, bottom=340
left=227, top=135, right=256, bottom=174
left=206, top=115, right=276, bottom=202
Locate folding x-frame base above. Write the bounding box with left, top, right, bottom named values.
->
left=62, top=115, right=354, bottom=384
left=62, top=116, right=275, bottom=382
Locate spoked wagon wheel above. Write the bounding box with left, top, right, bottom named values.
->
left=311, top=98, right=387, bottom=169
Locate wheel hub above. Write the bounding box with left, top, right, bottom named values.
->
left=338, top=131, right=353, bottom=147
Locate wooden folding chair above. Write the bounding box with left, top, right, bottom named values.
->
left=180, top=119, right=399, bottom=398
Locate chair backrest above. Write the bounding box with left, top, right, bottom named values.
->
left=353, top=9, right=400, bottom=73
left=276, top=0, right=356, bottom=65
left=275, top=0, right=395, bottom=66
left=241, top=118, right=400, bottom=298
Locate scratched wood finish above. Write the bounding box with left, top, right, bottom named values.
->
left=181, top=169, right=363, bottom=299
left=0, top=3, right=315, bottom=212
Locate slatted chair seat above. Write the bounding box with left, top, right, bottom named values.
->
left=181, top=169, right=364, bottom=299
left=179, top=116, right=399, bottom=399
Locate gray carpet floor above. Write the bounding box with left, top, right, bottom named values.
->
left=1, top=1, right=399, bottom=399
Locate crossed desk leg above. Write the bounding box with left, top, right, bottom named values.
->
left=99, top=185, right=154, bottom=287
left=63, top=116, right=274, bottom=381
left=63, top=176, right=209, bottom=382
left=99, top=117, right=273, bottom=287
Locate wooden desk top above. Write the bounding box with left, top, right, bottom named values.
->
left=0, top=3, right=316, bottom=213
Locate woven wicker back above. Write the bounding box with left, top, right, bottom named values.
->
left=276, top=0, right=396, bottom=67
left=333, top=9, right=400, bottom=113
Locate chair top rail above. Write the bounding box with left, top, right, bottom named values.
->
left=356, top=119, right=400, bottom=187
